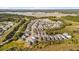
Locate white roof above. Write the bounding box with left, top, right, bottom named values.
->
left=3, top=27, right=8, bottom=30
left=54, top=35, right=59, bottom=40
left=22, top=35, right=26, bottom=39
left=66, top=35, right=72, bottom=39
left=31, top=36, right=36, bottom=40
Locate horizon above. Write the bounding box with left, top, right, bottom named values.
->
left=0, top=7, right=79, bottom=10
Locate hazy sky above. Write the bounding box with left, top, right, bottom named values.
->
left=0, top=0, right=79, bottom=9
left=0, top=7, right=79, bottom=9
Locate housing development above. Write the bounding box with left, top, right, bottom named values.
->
left=0, top=9, right=79, bottom=51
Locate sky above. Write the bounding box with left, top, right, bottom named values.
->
left=0, top=0, right=79, bottom=9
left=1, top=7, right=79, bottom=9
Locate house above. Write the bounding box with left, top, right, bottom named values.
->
left=46, top=35, right=51, bottom=41
left=56, top=34, right=63, bottom=40
left=0, top=28, right=3, bottom=32
left=3, top=27, right=7, bottom=31
left=50, top=36, right=55, bottom=41
left=63, top=33, right=72, bottom=39
left=21, top=33, right=30, bottom=40
left=26, top=36, right=37, bottom=45
left=21, top=35, right=26, bottom=40
left=54, top=35, right=59, bottom=40
left=8, top=22, right=13, bottom=26
left=6, top=25, right=11, bottom=28
left=60, top=34, right=67, bottom=39
left=57, top=21, right=63, bottom=25
left=24, top=33, right=30, bottom=37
